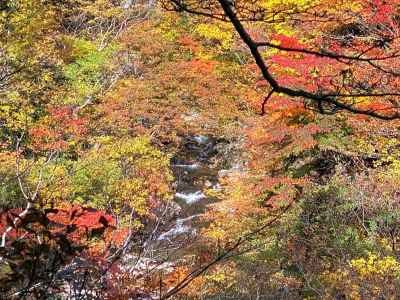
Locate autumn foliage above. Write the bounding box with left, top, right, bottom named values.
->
left=2, top=0, right=400, bottom=299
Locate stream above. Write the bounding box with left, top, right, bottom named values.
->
left=158, top=134, right=223, bottom=242
left=120, top=134, right=242, bottom=299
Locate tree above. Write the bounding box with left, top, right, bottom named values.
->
left=162, top=0, right=400, bottom=119
left=0, top=1, right=175, bottom=297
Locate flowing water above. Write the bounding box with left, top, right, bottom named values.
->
left=120, top=134, right=241, bottom=299
left=158, top=134, right=225, bottom=240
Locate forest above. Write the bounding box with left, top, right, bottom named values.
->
left=1, top=0, right=400, bottom=299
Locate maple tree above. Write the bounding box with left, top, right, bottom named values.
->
left=164, top=0, right=400, bottom=120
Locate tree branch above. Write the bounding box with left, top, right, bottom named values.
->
left=216, top=0, right=400, bottom=120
